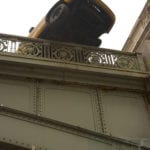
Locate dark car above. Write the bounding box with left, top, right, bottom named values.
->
left=29, top=0, right=115, bottom=47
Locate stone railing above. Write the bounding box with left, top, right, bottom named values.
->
left=0, top=33, right=146, bottom=72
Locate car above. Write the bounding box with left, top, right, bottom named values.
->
left=29, top=0, right=115, bottom=47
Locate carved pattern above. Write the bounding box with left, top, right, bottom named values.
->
left=51, top=44, right=76, bottom=61
left=87, top=51, right=117, bottom=66
left=0, top=34, right=145, bottom=71
left=18, top=42, right=42, bottom=56
left=0, top=40, right=8, bottom=52
left=115, top=56, right=138, bottom=70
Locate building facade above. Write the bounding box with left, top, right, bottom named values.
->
left=122, top=0, right=150, bottom=71
left=0, top=33, right=149, bottom=149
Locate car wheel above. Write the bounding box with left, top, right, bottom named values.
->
left=46, top=2, right=69, bottom=26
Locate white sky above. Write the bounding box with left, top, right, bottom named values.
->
left=0, top=0, right=147, bottom=50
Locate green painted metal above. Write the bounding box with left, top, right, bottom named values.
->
left=0, top=33, right=149, bottom=150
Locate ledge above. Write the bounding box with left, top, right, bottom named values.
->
left=0, top=52, right=148, bottom=91
left=0, top=33, right=148, bottom=91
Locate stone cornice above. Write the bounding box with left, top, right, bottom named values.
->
left=0, top=33, right=146, bottom=72
left=0, top=33, right=148, bottom=91
left=122, top=0, right=150, bottom=52
left=0, top=52, right=148, bottom=91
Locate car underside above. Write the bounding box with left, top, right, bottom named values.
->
left=29, top=0, right=115, bottom=47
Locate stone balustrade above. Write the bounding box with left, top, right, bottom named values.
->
left=0, top=33, right=146, bottom=72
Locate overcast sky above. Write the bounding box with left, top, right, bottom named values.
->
left=0, top=0, right=147, bottom=50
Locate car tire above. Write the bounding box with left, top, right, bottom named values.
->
left=46, top=1, right=70, bottom=26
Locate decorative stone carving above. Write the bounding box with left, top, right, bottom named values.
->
left=18, top=42, right=42, bottom=56
left=115, top=56, right=138, bottom=70
left=51, top=43, right=76, bottom=61
left=0, top=33, right=145, bottom=72
left=0, top=40, right=7, bottom=52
